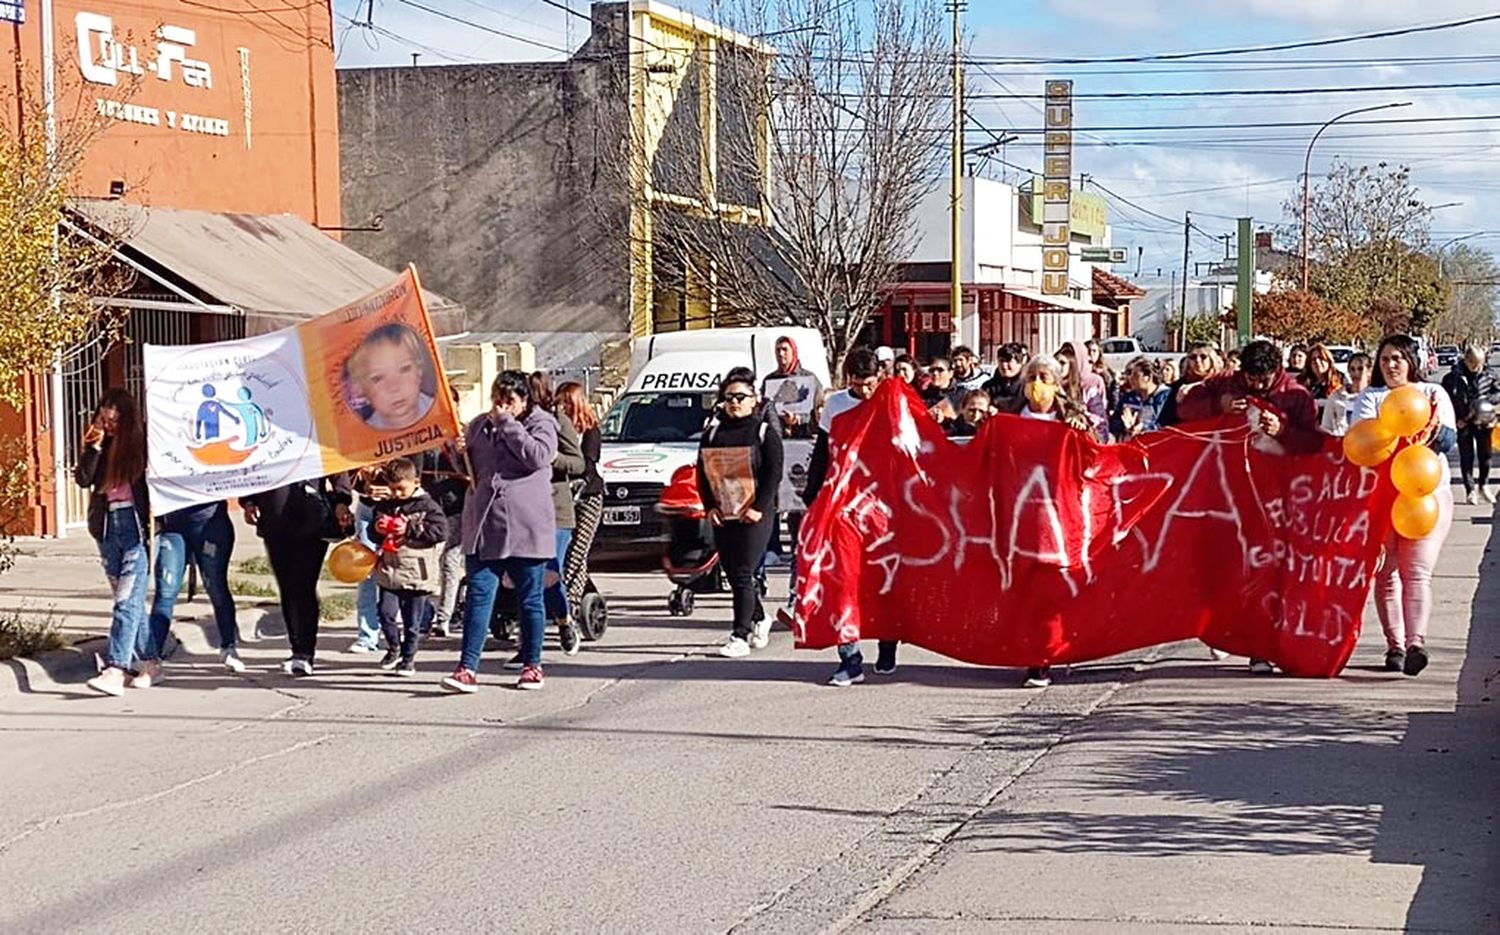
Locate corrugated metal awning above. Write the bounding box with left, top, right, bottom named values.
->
left=68, top=199, right=466, bottom=336
left=1001, top=286, right=1114, bottom=315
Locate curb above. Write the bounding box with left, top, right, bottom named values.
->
left=0, top=637, right=106, bottom=697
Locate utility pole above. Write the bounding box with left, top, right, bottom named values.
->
left=1236, top=217, right=1253, bottom=347
left=948, top=1, right=966, bottom=345
left=1178, top=210, right=1191, bottom=352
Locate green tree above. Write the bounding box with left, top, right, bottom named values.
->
left=1434, top=243, right=1499, bottom=343
left=1, top=88, right=134, bottom=553
left=1283, top=161, right=1446, bottom=323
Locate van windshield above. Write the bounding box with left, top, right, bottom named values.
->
left=601, top=392, right=716, bottom=444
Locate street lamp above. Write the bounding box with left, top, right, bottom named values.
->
left=1301, top=101, right=1412, bottom=291
left=1436, top=231, right=1492, bottom=277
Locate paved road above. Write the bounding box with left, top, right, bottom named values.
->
left=2, top=500, right=1497, bottom=933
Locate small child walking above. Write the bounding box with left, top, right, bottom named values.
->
left=369, top=457, right=448, bottom=676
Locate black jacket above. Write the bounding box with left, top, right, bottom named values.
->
left=419, top=445, right=469, bottom=517
left=696, top=414, right=783, bottom=520
left=240, top=474, right=352, bottom=542
left=981, top=372, right=1023, bottom=408
left=370, top=490, right=448, bottom=549
left=578, top=425, right=604, bottom=498
left=74, top=439, right=149, bottom=542
left=1441, top=362, right=1500, bottom=424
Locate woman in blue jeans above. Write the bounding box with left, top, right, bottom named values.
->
left=442, top=371, right=559, bottom=694
left=77, top=389, right=153, bottom=697
left=144, top=501, right=242, bottom=673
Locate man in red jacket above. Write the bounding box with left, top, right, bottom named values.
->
left=1177, top=339, right=1323, bottom=455
left=1177, top=339, right=1322, bottom=676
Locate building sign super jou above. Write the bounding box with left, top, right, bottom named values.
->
left=1041, top=80, right=1073, bottom=296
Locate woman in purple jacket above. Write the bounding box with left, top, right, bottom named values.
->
left=443, top=371, right=559, bottom=693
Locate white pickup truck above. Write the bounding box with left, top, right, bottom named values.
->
left=1099, top=336, right=1181, bottom=374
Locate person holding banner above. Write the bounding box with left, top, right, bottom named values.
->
left=78, top=390, right=153, bottom=697
left=241, top=475, right=354, bottom=676
left=700, top=374, right=784, bottom=659
left=1178, top=339, right=1322, bottom=676
left=1354, top=335, right=1457, bottom=677
left=998, top=354, right=1094, bottom=688
left=443, top=371, right=559, bottom=693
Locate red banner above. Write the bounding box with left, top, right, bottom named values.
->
left=791, top=382, right=1396, bottom=678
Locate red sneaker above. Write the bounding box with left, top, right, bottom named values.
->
left=517, top=664, right=544, bottom=691
left=441, top=667, right=479, bottom=694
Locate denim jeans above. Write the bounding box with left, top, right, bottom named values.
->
left=379, top=587, right=432, bottom=660
left=99, top=508, right=151, bottom=670
left=146, top=506, right=238, bottom=657
left=544, top=528, right=573, bottom=621
left=460, top=555, right=547, bottom=671
left=433, top=538, right=465, bottom=626
left=353, top=500, right=381, bottom=647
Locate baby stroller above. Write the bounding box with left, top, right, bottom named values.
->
left=455, top=567, right=609, bottom=644
left=657, top=464, right=722, bottom=616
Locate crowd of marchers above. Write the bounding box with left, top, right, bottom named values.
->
left=71, top=328, right=1478, bottom=697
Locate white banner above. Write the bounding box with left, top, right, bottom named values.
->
left=144, top=269, right=460, bottom=515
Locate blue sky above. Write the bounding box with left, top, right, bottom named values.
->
left=333, top=0, right=1500, bottom=279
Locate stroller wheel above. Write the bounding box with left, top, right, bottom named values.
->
left=678, top=588, right=695, bottom=616
left=756, top=574, right=768, bottom=599
left=667, top=589, right=683, bottom=616
left=578, top=587, right=608, bottom=641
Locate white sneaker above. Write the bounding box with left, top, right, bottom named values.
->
left=128, top=660, right=163, bottom=689
left=1206, top=644, right=1230, bottom=661
left=86, top=666, right=127, bottom=697
left=347, top=640, right=380, bottom=654
left=222, top=648, right=246, bottom=673
left=718, top=637, right=751, bottom=658
left=281, top=657, right=314, bottom=676
left=432, top=622, right=451, bottom=638
left=1466, top=489, right=1479, bottom=505
left=1483, top=486, right=1497, bottom=505
left=749, top=617, right=772, bottom=650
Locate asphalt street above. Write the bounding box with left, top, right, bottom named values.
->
left=1, top=501, right=1496, bottom=933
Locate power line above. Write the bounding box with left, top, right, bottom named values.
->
left=966, top=11, right=1500, bottom=65
left=968, top=78, right=1500, bottom=101
left=392, top=0, right=572, bottom=54
left=1000, top=113, right=1500, bottom=135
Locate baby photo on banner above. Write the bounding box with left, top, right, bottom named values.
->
left=143, top=267, right=461, bottom=514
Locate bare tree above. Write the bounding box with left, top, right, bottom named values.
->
left=1434, top=243, right=1500, bottom=343
left=623, top=0, right=950, bottom=367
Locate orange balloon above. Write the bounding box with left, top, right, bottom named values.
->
left=1492, top=424, right=1500, bottom=450
left=1391, top=493, right=1440, bottom=540
left=327, top=539, right=377, bottom=583
left=1342, top=418, right=1398, bottom=467
left=1378, top=384, right=1432, bottom=438
left=1390, top=444, right=1443, bottom=498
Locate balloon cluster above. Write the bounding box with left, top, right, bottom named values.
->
left=1342, top=385, right=1440, bottom=539
left=327, top=539, right=377, bottom=583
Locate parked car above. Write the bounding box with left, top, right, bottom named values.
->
left=1437, top=344, right=1461, bottom=367
left=1099, top=336, right=1179, bottom=374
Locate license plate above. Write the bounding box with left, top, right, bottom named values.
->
left=602, top=506, right=641, bottom=526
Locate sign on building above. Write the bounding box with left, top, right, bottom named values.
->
left=0, top=1, right=23, bottom=24
left=1080, top=247, right=1128, bottom=264
left=1041, top=79, right=1073, bottom=296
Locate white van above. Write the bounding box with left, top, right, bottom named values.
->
left=595, top=327, right=832, bottom=553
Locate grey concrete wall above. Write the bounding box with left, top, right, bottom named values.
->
left=338, top=60, right=629, bottom=335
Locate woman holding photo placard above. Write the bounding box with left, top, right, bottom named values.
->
left=698, top=374, right=784, bottom=659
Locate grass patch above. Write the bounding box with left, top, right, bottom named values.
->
left=235, top=555, right=272, bottom=576
left=0, top=607, right=67, bottom=661
left=319, top=592, right=357, bottom=622
left=239, top=554, right=338, bottom=580
left=228, top=577, right=279, bottom=598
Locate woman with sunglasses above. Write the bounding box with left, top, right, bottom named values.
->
left=1158, top=341, right=1222, bottom=427
left=699, top=375, right=784, bottom=659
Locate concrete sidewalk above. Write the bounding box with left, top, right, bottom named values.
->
left=843, top=496, right=1500, bottom=932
